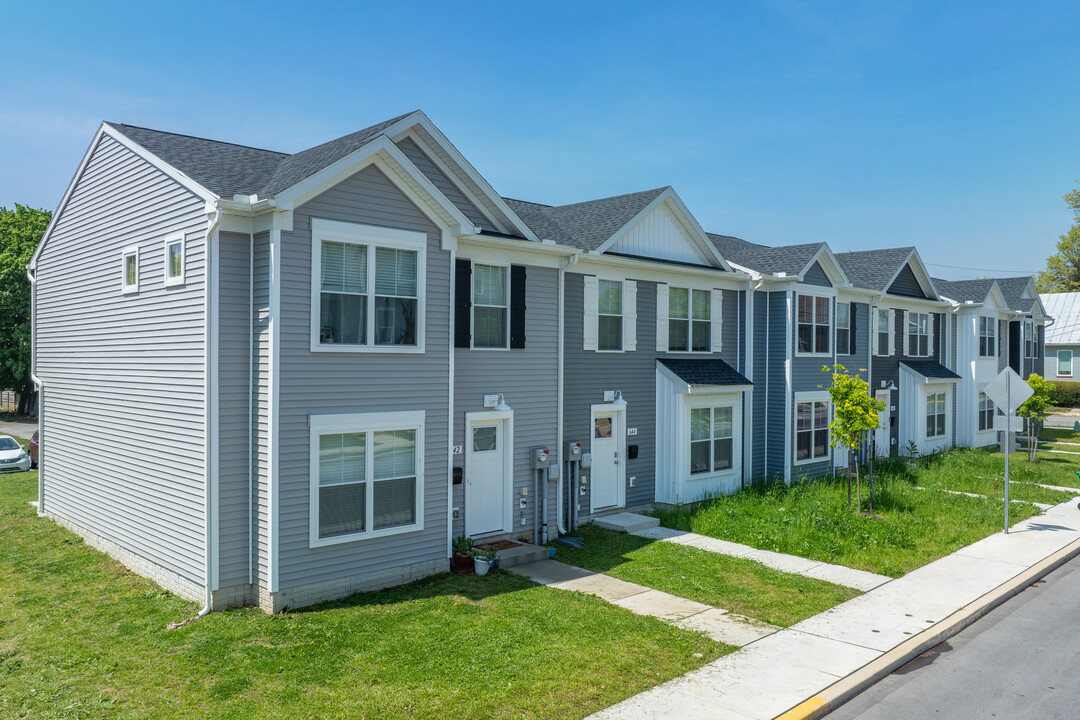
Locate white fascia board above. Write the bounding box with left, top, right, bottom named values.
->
left=686, top=383, right=753, bottom=395
left=899, top=362, right=960, bottom=385
left=569, top=250, right=750, bottom=291
left=882, top=296, right=954, bottom=312
left=30, top=123, right=220, bottom=270
left=457, top=234, right=576, bottom=269
left=271, top=136, right=474, bottom=250
left=383, top=112, right=541, bottom=242
left=592, top=189, right=732, bottom=271
left=802, top=245, right=851, bottom=287
left=656, top=361, right=691, bottom=394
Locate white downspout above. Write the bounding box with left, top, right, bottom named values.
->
left=27, top=265, right=43, bottom=515
left=247, top=230, right=255, bottom=587
left=199, top=206, right=223, bottom=617
left=557, top=251, right=579, bottom=534
left=447, top=248, right=456, bottom=557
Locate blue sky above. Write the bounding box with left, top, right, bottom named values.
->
left=3, top=1, right=1078, bottom=279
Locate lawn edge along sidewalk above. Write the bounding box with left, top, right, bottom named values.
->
left=778, top=532, right=1080, bottom=720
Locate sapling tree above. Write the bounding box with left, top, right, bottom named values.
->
left=823, top=364, right=887, bottom=512
left=1018, top=373, right=1053, bottom=462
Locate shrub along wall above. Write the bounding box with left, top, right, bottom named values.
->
left=1049, top=380, right=1080, bottom=408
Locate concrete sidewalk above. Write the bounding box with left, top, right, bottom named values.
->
left=588, top=497, right=1080, bottom=720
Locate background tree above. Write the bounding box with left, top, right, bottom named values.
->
left=823, top=364, right=887, bottom=513
left=0, top=205, right=51, bottom=411
left=1017, top=373, right=1053, bottom=462
left=1037, top=188, right=1080, bottom=292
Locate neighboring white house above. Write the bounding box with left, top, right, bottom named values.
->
left=1041, top=292, right=1080, bottom=382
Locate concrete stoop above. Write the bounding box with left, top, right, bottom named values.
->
left=493, top=542, right=549, bottom=569
left=591, top=512, right=661, bottom=534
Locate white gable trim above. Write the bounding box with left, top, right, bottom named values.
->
left=271, top=135, right=475, bottom=250
left=31, top=123, right=218, bottom=270
left=801, top=245, right=850, bottom=287
left=606, top=203, right=707, bottom=265
left=383, top=112, right=541, bottom=242
left=591, top=188, right=733, bottom=271
left=883, top=248, right=939, bottom=300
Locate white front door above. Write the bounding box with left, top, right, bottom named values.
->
left=466, top=419, right=508, bottom=536
left=590, top=409, right=622, bottom=511
left=875, top=390, right=890, bottom=457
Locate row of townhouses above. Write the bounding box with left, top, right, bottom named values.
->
left=28, top=111, right=1050, bottom=612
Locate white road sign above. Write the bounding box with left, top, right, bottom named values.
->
left=993, top=415, right=1024, bottom=432
left=983, top=367, right=1033, bottom=413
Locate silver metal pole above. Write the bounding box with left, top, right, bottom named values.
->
left=1004, top=372, right=1010, bottom=535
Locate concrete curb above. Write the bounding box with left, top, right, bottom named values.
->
left=774, top=534, right=1080, bottom=720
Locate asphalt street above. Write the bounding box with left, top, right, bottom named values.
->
left=828, top=553, right=1080, bottom=720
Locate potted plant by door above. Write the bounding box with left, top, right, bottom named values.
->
left=472, top=546, right=497, bottom=576
left=452, top=535, right=474, bottom=574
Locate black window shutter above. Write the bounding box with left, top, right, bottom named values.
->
left=510, top=265, right=527, bottom=349
left=849, top=305, right=857, bottom=355
left=454, top=259, right=472, bottom=348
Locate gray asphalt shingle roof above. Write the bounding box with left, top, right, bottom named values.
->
left=505, top=188, right=667, bottom=250
left=901, top=360, right=962, bottom=380
left=707, top=234, right=824, bottom=276
left=106, top=111, right=417, bottom=199
left=931, top=278, right=995, bottom=304
left=996, top=277, right=1037, bottom=313
left=1040, top=292, right=1080, bottom=344
left=658, top=358, right=752, bottom=387
left=833, top=247, right=916, bottom=291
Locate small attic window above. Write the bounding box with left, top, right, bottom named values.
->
left=122, top=246, right=139, bottom=294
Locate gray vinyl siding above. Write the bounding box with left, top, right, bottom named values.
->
left=276, top=164, right=450, bottom=590
left=802, top=262, right=832, bottom=287
left=217, top=230, right=254, bottom=587
left=790, top=290, right=836, bottom=479
left=887, top=265, right=929, bottom=299
left=36, top=132, right=208, bottom=587
left=395, top=136, right=493, bottom=232
left=252, top=232, right=271, bottom=586
left=453, top=264, right=559, bottom=540
left=749, top=291, right=788, bottom=480
left=564, top=274, right=742, bottom=510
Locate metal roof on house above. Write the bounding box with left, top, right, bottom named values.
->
left=706, top=234, right=825, bottom=276
left=1041, top=292, right=1080, bottom=344
left=504, top=188, right=667, bottom=250
left=833, top=247, right=916, bottom=291
left=932, top=278, right=995, bottom=304
left=657, top=358, right=752, bottom=387
left=900, top=360, right=962, bottom=381
left=106, top=111, right=417, bottom=200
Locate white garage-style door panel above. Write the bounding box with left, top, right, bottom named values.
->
left=465, top=412, right=513, bottom=537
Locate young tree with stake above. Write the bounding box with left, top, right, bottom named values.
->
left=823, top=364, right=887, bottom=513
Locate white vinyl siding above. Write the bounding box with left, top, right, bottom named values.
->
left=311, top=218, right=426, bottom=352
left=309, top=411, right=425, bottom=547
left=163, top=233, right=184, bottom=287
left=797, top=294, right=830, bottom=355
left=472, top=263, right=508, bottom=349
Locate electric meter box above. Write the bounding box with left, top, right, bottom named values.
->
left=530, top=446, right=550, bottom=470
left=566, top=441, right=582, bottom=459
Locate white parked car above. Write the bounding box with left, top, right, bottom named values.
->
left=0, top=435, right=31, bottom=473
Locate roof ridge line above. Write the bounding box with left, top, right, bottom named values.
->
left=105, top=122, right=288, bottom=156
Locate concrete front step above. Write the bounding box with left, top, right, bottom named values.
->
left=591, top=511, right=660, bottom=534
left=493, top=542, right=549, bottom=569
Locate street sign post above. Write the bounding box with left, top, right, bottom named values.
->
left=982, top=367, right=1033, bottom=534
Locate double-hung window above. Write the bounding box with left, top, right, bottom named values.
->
left=313, top=219, right=425, bottom=351
left=979, top=317, right=995, bottom=357
left=690, top=406, right=733, bottom=475
left=797, top=295, right=830, bottom=354
left=836, top=302, right=851, bottom=355
left=978, top=392, right=995, bottom=431
left=795, top=398, right=830, bottom=462
left=1024, top=320, right=1034, bottom=359
left=1058, top=350, right=1073, bottom=378
left=164, top=233, right=184, bottom=287
left=669, top=287, right=711, bottom=352
left=908, top=313, right=930, bottom=357
left=598, top=280, right=623, bottom=351
left=875, top=308, right=890, bottom=356
left=121, top=245, right=139, bottom=294
left=473, top=264, right=508, bottom=349
left=926, top=392, right=946, bottom=438
left=310, top=411, right=424, bottom=545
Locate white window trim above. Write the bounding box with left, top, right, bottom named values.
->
left=793, top=391, right=832, bottom=466
left=907, top=312, right=932, bottom=358
left=470, top=261, right=510, bottom=351
left=687, top=395, right=740, bottom=481
left=121, top=244, right=139, bottom=294
left=977, top=390, right=996, bottom=433
left=591, top=277, right=633, bottom=354
left=923, top=388, right=949, bottom=441
left=836, top=302, right=851, bottom=356
left=308, top=410, right=425, bottom=547
left=1024, top=320, right=1034, bottom=359
left=666, top=286, right=714, bottom=354
left=796, top=292, right=833, bottom=357
left=978, top=315, right=996, bottom=358
left=310, top=217, right=427, bottom=354
left=1058, top=349, right=1073, bottom=378
left=873, top=307, right=895, bottom=357
left=163, top=232, right=185, bottom=287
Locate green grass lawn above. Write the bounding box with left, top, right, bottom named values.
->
left=653, top=459, right=1044, bottom=578
left=0, top=472, right=728, bottom=719
left=1040, top=426, right=1080, bottom=445
left=914, top=448, right=1078, bottom=503
left=549, top=525, right=858, bottom=627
